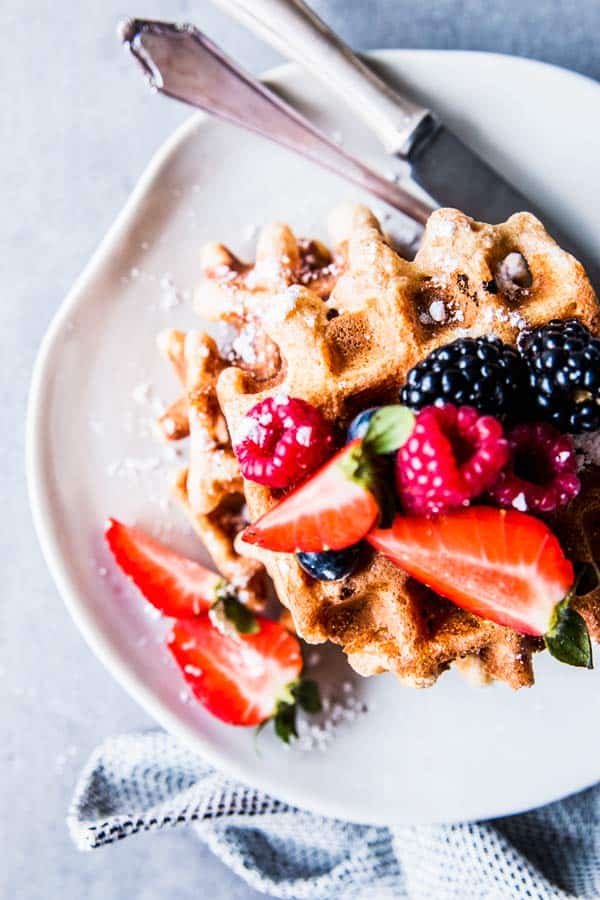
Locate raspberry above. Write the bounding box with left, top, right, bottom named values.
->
left=395, top=404, right=509, bottom=516
left=489, top=422, right=580, bottom=514
left=233, top=394, right=335, bottom=489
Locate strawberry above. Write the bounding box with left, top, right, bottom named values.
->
left=106, top=519, right=321, bottom=739
left=241, top=439, right=380, bottom=553
left=105, top=518, right=222, bottom=618
left=368, top=507, right=591, bottom=668
left=168, top=615, right=319, bottom=738
left=241, top=407, right=415, bottom=554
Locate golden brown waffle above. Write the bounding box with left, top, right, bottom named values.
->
left=156, top=328, right=266, bottom=609
left=162, top=204, right=600, bottom=688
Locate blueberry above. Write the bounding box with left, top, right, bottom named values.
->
left=346, top=407, right=380, bottom=442
left=296, top=544, right=362, bottom=581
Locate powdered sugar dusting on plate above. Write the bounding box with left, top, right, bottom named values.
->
left=290, top=682, right=369, bottom=753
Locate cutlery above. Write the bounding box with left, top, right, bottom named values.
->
left=210, top=0, right=599, bottom=284
left=119, top=18, right=433, bottom=229
left=208, top=0, right=546, bottom=220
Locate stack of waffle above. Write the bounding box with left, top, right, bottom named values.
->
left=156, top=203, right=600, bottom=688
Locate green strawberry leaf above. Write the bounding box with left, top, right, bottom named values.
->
left=338, top=440, right=398, bottom=527
left=338, top=441, right=377, bottom=492
left=256, top=678, right=322, bottom=746
left=544, top=595, right=593, bottom=669
left=364, top=405, right=415, bottom=455
left=214, top=588, right=259, bottom=634
left=273, top=702, right=298, bottom=744
left=291, top=679, right=322, bottom=714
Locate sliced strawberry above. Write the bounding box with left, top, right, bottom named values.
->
left=168, top=615, right=303, bottom=726
left=105, top=519, right=222, bottom=617
left=241, top=439, right=380, bottom=553
left=367, top=509, right=588, bottom=665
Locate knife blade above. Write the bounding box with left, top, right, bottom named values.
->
left=119, top=18, right=433, bottom=234
left=211, top=0, right=599, bottom=285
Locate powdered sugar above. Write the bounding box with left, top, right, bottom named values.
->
left=296, top=425, right=311, bottom=447
left=183, top=664, right=203, bottom=678
left=159, top=274, right=183, bottom=309
left=131, top=382, right=153, bottom=405
left=121, top=264, right=192, bottom=311
left=191, top=425, right=216, bottom=452
left=290, top=683, right=369, bottom=753
left=107, top=456, right=162, bottom=478
left=428, top=300, right=447, bottom=323
left=428, top=216, right=457, bottom=239
left=232, top=415, right=259, bottom=447
left=263, top=285, right=302, bottom=324
left=232, top=324, right=258, bottom=365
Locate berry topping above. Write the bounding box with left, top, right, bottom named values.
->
left=368, top=508, right=590, bottom=668
left=489, top=423, right=580, bottom=514
left=297, top=544, right=363, bottom=581
left=233, top=394, right=335, bottom=489
left=401, top=336, right=526, bottom=419
left=395, top=404, right=509, bottom=516
left=346, top=407, right=380, bottom=442
left=105, top=518, right=322, bottom=740
left=168, top=614, right=306, bottom=731
left=518, top=318, right=600, bottom=433
left=242, top=440, right=381, bottom=553
left=105, top=518, right=222, bottom=617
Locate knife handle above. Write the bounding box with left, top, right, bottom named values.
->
left=121, top=20, right=434, bottom=223
left=211, top=0, right=432, bottom=156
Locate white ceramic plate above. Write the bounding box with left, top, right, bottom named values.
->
left=28, top=51, right=600, bottom=825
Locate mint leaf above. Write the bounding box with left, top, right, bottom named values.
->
left=545, top=596, right=593, bottom=669
left=364, top=406, right=415, bottom=455
left=291, top=679, right=322, bottom=714
left=218, top=592, right=259, bottom=634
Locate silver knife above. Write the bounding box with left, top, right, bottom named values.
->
left=119, top=18, right=433, bottom=233
left=210, top=0, right=599, bottom=284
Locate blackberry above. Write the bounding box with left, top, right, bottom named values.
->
left=518, top=318, right=600, bottom=434
left=400, top=336, right=526, bottom=419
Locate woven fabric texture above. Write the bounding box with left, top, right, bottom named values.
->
left=69, top=730, right=600, bottom=899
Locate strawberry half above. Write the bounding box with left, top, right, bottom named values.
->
left=241, top=439, right=380, bottom=553
left=105, top=519, right=222, bottom=617
left=168, top=615, right=304, bottom=728
left=368, top=507, right=591, bottom=668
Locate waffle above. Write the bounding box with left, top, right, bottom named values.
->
left=156, top=328, right=266, bottom=609
left=161, top=203, right=600, bottom=688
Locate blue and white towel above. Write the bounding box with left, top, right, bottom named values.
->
left=69, top=730, right=600, bottom=899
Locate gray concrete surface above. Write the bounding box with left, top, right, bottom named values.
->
left=3, top=1, right=599, bottom=897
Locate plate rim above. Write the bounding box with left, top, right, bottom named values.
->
left=27, top=49, right=600, bottom=826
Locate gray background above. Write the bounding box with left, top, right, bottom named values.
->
left=3, top=1, right=599, bottom=898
